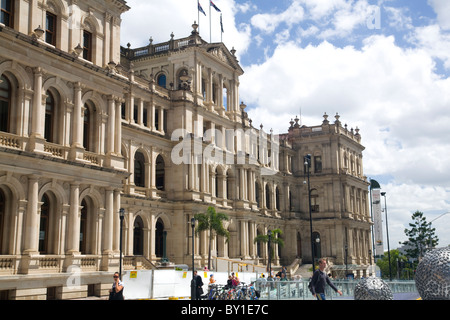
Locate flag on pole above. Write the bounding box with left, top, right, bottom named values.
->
left=220, top=13, right=224, bottom=33
left=210, top=1, right=221, bottom=12
left=198, top=2, right=206, bottom=16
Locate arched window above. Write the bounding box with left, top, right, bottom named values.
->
left=265, top=184, right=270, bottom=209
left=80, top=199, right=88, bottom=254
left=134, top=151, right=145, bottom=187
left=44, top=91, right=55, bottom=142
left=215, top=167, right=219, bottom=198
left=155, top=155, right=165, bottom=190
left=83, top=105, right=90, bottom=151
left=39, top=194, right=50, bottom=254
left=275, top=186, right=280, bottom=211
left=155, top=219, right=164, bottom=257
left=133, top=216, right=144, bottom=256
left=0, top=75, right=11, bottom=132
left=0, top=0, right=14, bottom=27
left=255, top=182, right=261, bottom=208
left=157, top=74, right=166, bottom=88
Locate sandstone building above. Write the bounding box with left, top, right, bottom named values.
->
left=0, top=0, right=372, bottom=299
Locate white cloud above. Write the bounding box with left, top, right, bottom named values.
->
left=428, top=0, right=450, bottom=30
left=250, top=0, right=305, bottom=33
left=413, top=24, right=450, bottom=70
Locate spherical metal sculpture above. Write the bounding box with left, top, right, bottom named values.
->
left=415, top=247, right=450, bottom=300
left=354, top=276, right=393, bottom=300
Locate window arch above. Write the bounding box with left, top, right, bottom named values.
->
left=134, top=151, right=146, bottom=187
left=133, top=216, right=144, bottom=255
left=157, top=73, right=166, bottom=88
left=0, top=74, right=11, bottom=132
left=155, top=155, right=165, bottom=190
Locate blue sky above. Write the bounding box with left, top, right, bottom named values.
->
left=121, top=0, right=450, bottom=249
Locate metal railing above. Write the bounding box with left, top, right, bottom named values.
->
left=254, top=279, right=417, bottom=300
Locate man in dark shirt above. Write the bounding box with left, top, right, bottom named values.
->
left=310, top=258, right=342, bottom=300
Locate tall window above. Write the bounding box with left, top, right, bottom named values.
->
left=155, top=219, right=164, bottom=258
left=134, top=152, right=145, bottom=187
left=265, top=184, right=270, bottom=209
left=314, top=156, right=322, bottom=173
left=255, top=182, right=260, bottom=208
left=157, top=74, right=166, bottom=88
left=133, top=216, right=144, bottom=255
left=45, top=12, right=57, bottom=45
left=0, top=75, right=11, bottom=132
left=311, top=189, right=319, bottom=212
left=39, top=194, right=50, bottom=254
left=83, top=105, right=90, bottom=151
left=275, top=186, right=280, bottom=211
left=82, top=30, right=92, bottom=61
left=155, top=155, right=165, bottom=191
left=0, top=0, right=14, bottom=28
left=44, top=91, right=55, bottom=142
left=80, top=199, right=87, bottom=254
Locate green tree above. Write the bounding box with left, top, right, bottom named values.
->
left=194, top=206, right=229, bottom=270
left=254, top=228, right=285, bottom=265
left=376, top=249, right=410, bottom=280
left=402, top=210, right=438, bottom=260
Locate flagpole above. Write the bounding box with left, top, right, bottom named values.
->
left=220, top=13, right=223, bottom=42
left=209, top=1, right=212, bottom=43
left=198, top=0, right=200, bottom=33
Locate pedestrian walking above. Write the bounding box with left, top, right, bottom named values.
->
left=309, top=258, right=342, bottom=300
left=194, top=270, right=204, bottom=300
left=109, top=272, right=124, bottom=300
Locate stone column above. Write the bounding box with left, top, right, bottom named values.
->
left=23, top=176, right=39, bottom=254
left=66, top=183, right=80, bottom=254
left=106, top=96, right=115, bottom=155
left=103, top=188, right=114, bottom=254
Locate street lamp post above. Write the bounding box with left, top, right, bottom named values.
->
left=190, top=217, right=196, bottom=300
left=429, top=212, right=450, bottom=249
left=268, top=229, right=272, bottom=277
left=119, top=208, right=125, bottom=279
left=304, top=154, right=315, bottom=272
left=381, top=192, right=392, bottom=281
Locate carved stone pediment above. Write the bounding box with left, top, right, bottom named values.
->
left=205, top=44, right=243, bottom=73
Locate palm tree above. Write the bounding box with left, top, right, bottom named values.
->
left=194, top=206, right=230, bottom=270
left=254, top=228, right=284, bottom=272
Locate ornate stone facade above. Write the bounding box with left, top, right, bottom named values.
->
left=0, top=0, right=372, bottom=299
